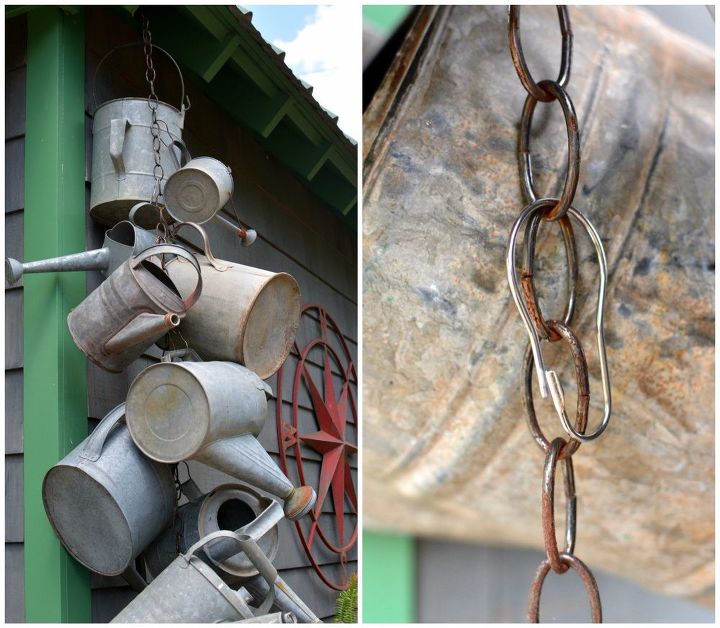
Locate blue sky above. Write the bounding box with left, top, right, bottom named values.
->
left=244, top=5, right=316, bottom=42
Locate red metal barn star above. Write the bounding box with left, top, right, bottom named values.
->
left=276, top=304, right=358, bottom=591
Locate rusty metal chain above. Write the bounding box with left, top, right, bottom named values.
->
left=505, top=6, right=613, bottom=623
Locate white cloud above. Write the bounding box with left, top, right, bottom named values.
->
left=274, top=4, right=361, bottom=142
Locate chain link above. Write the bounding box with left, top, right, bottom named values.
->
left=506, top=6, right=612, bottom=623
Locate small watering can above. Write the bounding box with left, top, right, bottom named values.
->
left=163, top=231, right=302, bottom=379
left=5, top=218, right=156, bottom=285
left=67, top=244, right=202, bottom=373
left=90, top=44, right=189, bottom=226
left=143, top=481, right=282, bottom=581
left=42, top=403, right=176, bottom=580
left=125, top=361, right=316, bottom=519
left=111, top=531, right=278, bottom=623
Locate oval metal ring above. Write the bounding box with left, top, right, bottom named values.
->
left=521, top=211, right=578, bottom=341
left=528, top=552, right=602, bottom=623
left=542, top=437, right=576, bottom=574
left=523, top=323, right=588, bottom=460
left=508, top=6, right=572, bottom=103
left=519, top=80, right=580, bottom=221
left=507, top=199, right=611, bottom=442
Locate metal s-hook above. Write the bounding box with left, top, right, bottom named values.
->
left=506, top=198, right=612, bottom=442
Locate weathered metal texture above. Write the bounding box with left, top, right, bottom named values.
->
left=143, top=483, right=281, bottom=581
left=126, top=361, right=316, bottom=519
left=363, top=5, right=714, bottom=604
left=5, top=220, right=156, bottom=285
left=244, top=574, right=322, bottom=623
left=232, top=612, right=296, bottom=623
left=91, top=97, right=184, bottom=226
left=112, top=531, right=275, bottom=623
left=66, top=244, right=202, bottom=372
left=42, top=403, right=176, bottom=577
left=164, top=156, right=234, bottom=224
left=165, top=254, right=302, bottom=379
left=276, top=305, right=359, bottom=591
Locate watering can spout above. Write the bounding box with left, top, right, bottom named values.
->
left=105, top=312, right=180, bottom=354
left=6, top=248, right=110, bottom=285
left=194, top=434, right=316, bottom=521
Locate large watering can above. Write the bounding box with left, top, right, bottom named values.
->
left=125, top=361, right=316, bottom=519
left=67, top=244, right=202, bottom=373
left=164, top=240, right=302, bottom=379
left=5, top=219, right=156, bottom=285
left=42, top=403, right=176, bottom=579
left=143, top=481, right=282, bottom=581
left=111, top=531, right=278, bottom=623
left=90, top=44, right=188, bottom=226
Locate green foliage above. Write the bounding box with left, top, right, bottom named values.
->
left=334, top=573, right=358, bottom=623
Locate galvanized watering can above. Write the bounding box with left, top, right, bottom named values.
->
left=90, top=44, right=188, bottom=226
left=67, top=244, right=202, bottom=373
left=111, top=530, right=278, bottom=623
left=125, top=361, right=316, bottom=519
left=5, top=218, right=156, bottom=285
left=42, top=403, right=176, bottom=579
left=244, top=575, right=322, bottom=624
left=164, top=248, right=302, bottom=380
left=143, top=481, right=282, bottom=581
left=231, top=612, right=297, bottom=623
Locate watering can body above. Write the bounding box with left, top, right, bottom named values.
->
left=164, top=156, right=234, bottom=224
left=143, top=482, right=281, bottom=581
left=165, top=255, right=302, bottom=379
left=5, top=220, right=157, bottom=285
left=67, top=244, right=202, bottom=373
left=126, top=361, right=316, bottom=519
left=91, top=98, right=184, bottom=226
left=42, top=403, right=176, bottom=577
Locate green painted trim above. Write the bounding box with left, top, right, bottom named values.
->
left=363, top=5, right=412, bottom=33
left=363, top=532, right=416, bottom=623
left=23, top=7, right=91, bottom=622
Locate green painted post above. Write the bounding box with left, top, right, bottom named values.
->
left=23, top=7, right=91, bottom=622
left=363, top=532, right=415, bottom=622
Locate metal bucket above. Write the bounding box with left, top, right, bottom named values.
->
left=164, top=157, right=234, bottom=224
left=5, top=218, right=156, bottom=285
left=112, top=531, right=277, bottom=623
left=165, top=254, right=302, bottom=379
left=42, top=403, right=176, bottom=577
left=126, top=361, right=316, bottom=519
left=143, top=482, right=282, bottom=580
left=67, top=244, right=202, bottom=373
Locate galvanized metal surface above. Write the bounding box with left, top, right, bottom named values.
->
left=362, top=5, right=714, bottom=603
left=166, top=254, right=302, bottom=379
left=66, top=244, right=201, bottom=372
left=245, top=574, right=322, bottom=623
left=5, top=220, right=156, bottom=284
left=126, top=361, right=316, bottom=519
left=143, top=483, right=281, bottom=581
left=164, top=156, right=234, bottom=224
left=42, top=403, right=176, bottom=577
left=91, top=97, right=184, bottom=226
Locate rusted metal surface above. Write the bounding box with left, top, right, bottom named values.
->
left=527, top=553, right=602, bottom=622
left=276, top=305, right=358, bottom=591
left=363, top=5, right=714, bottom=603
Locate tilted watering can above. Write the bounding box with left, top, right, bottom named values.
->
left=67, top=244, right=202, bottom=373
left=143, top=481, right=281, bottom=581
left=162, top=225, right=302, bottom=379
left=111, top=530, right=278, bottom=623
left=125, top=361, right=316, bottom=520
left=42, top=403, right=176, bottom=582
left=5, top=218, right=156, bottom=285
left=90, top=43, right=189, bottom=226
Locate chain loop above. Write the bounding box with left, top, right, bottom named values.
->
left=508, top=5, right=573, bottom=102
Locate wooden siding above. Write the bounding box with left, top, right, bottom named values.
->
left=84, top=7, right=356, bottom=622
left=5, top=13, right=27, bottom=624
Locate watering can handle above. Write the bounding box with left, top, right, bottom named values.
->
left=80, top=403, right=126, bottom=462
left=92, top=41, right=189, bottom=114
left=130, top=244, right=203, bottom=310
left=170, top=140, right=192, bottom=169
left=187, top=531, right=277, bottom=616
left=172, top=222, right=229, bottom=272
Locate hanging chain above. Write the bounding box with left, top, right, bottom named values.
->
left=506, top=6, right=612, bottom=623
left=141, top=13, right=169, bottom=238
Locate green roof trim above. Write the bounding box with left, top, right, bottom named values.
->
left=143, top=5, right=358, bottom=228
